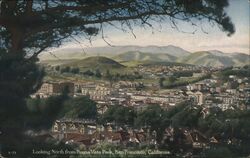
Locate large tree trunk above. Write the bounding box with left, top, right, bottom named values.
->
left=9, top=27, right=24, bottom=54
left=0, top=18, right=43, bottom=157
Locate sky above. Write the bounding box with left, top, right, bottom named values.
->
left=59, top=0, right=250, bottom=54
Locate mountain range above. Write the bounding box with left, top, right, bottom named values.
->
left=39, top=45, right=190, bottom=59
left=178, top=51, right=249, bottom=67
left=113, top=51, right=177, bottom=62
left=39, top=45, right=249, bottom=67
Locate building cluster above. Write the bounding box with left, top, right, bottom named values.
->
left=32, top=80, right=191, bottom=114
left=186, top=76, right=250, bottom=111
left=50, top=118, right=156, bottom=148
left=135, top=64, right=219, bottom=78
left=42, top=118, right=225, bottom=152
left=29, top=64, right=250, bottom=153
left=32, top=71, right=249, bottom=114
left=163, top=127, right=219, bottom=150
left=31, top=81, right=74, bottom=98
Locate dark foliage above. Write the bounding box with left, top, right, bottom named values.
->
left=101, top=105, right=136, bottom=126
left=26, top=96, right=97, bottom=129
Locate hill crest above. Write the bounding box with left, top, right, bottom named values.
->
left=64, top=56, right=125, bottom=69
left=113, top=51, right=177, bottom=62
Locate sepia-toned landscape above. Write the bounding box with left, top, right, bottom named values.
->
left=0, top=0, right=249, bottom=157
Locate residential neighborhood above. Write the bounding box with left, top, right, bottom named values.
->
left=27, top=63, right=250, bottom=157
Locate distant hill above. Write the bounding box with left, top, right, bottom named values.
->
left=39, top=45, right=190, bottom=60
left=178, top=51, right=250, bottom=67
left=228, top=52, right=250, bottom=66
left=113, top=51, right=177, bottom=62
left=64, top=56, right=125, bottom=70
left=38, top=45, right=249, bottom=67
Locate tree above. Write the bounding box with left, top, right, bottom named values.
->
left=54, top=65, right=60, bottom=71
left=95, top=69, right=102, bottom=78
left=105, top=69, right=112, bottom=80
left=135, top=82, right=145, bottom=91
left=60, top=66, right=71, bottom=73
left=168, top=76, right=177, bottom=83
left=25, top=95, right=67, bottom=129
left=83, top=69, right=95, bottom=76
left=60, top=96, right=97, bottom=119
left=0, top=1, right=235, bottom=56
left=171, top=105, right=202, bottom=128
left=26, top=97, right=41, bottom=113
left=70, top=67, right=80, bottom=74
left=0, top=52, right=44, bottom=141
left=204, top=146, right=233, bottom=158
left=159, top=77, right=165, bottom=88
left=135, top=104, right=170, bottom=141
left=105, top=69, right=114, bottom=86
left=101, top=105, right=136, bottom=126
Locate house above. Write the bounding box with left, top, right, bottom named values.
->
left=209, top=136, right=219, bottom=144
left=200, top=108, right=210, bottom=118
left=52, top=118, right=96, bottom=134
left=96, top=102, right=109, bottom=114
left=217, top=104, right=234, bottom=111
left=187, top=91, right=205, bottom=105
left=193, top=82, right=206, bottom=91
left=92, top=130, right=129, bottom=146
left=74, top=82, right=96, bottom=94
left=127, top=129, right=147, bottom=146
left=31, top=82, right=74, bottom=98
left=163, top=127, right=174, bottom=143
left=52, top=132, right=96, bottom=147
left=184, top=129, right=208, bottom=149
left=81, top=84, right=118, bottom=101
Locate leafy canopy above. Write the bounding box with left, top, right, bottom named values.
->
left=0, top=0, right=235, bottom=58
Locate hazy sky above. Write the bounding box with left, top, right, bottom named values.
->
left=60, top=0, right=249, bottom=54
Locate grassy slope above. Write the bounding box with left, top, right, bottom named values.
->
left=113, top=51, right=177, bottom=62
left=178, top=51, right=235, bottom=67
left=64, top=56, right=125, bottom=70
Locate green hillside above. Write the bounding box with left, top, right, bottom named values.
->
left=178, top=51, right=236, bottom=67
left=229, top=53, right=250, bottom=66
left=39, top=59, right=79, bottom=66
left=141, top=61, right=193, bottom=67
left=39, top=48, right=249, bottom=68
left=64, top=56, right=125, bottom=70
left=113, top=51, right=177, bottom=62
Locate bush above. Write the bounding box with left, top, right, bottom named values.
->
left=203, top=146, right=233, bottom=158
left=70, top=67, right=80, bottom=74
left=60, top=66, right=71, bottom=73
